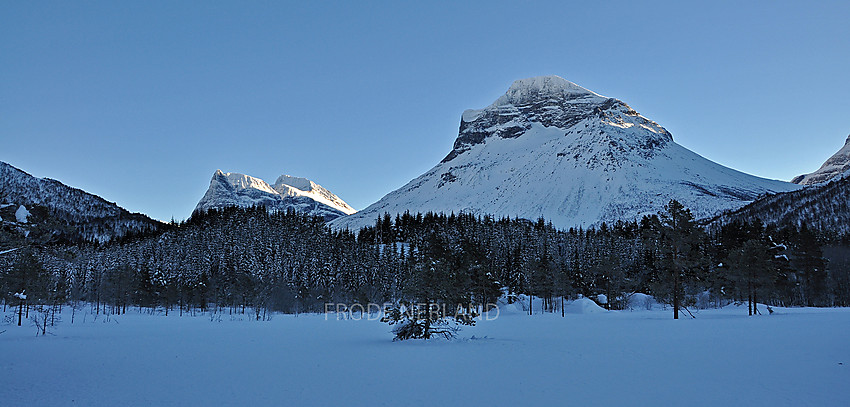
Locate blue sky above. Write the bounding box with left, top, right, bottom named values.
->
left=2, top=1, right=849, bottom=221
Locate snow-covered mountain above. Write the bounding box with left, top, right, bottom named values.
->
left=332, top=75, right=799, bottom=230
left=0, top=161, right=164, bottom=243
left=791, top=135, right=850, bottom=185
left=194, top=170, right=356, bottom=220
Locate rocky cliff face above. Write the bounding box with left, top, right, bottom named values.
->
left=331, top=75, right=799, bottom=230
left=792, top=135, right=850, bottom=185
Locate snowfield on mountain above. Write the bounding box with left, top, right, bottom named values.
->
left=2, top=301, right=848, bottom=406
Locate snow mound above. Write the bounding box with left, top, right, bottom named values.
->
left=626, top=293, right=657, bottom=310
left=15, top=205, right=30, bottom=223
left=564, top=297, right=608, bottom=314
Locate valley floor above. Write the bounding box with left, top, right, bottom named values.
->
left=1, top=302, right=848, bottom=406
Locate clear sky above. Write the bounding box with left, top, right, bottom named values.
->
left=2, top=1, right=849, bottom=221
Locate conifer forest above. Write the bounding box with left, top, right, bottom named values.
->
left=3, top=200, right=848, bottom=326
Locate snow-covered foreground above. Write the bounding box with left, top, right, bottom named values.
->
left=2, top=303, right=849, bottom=406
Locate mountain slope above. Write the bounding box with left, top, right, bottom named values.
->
left=194, top=170, right=356, bottom=220
left=332, top=76, right=799, bottom=230
left=716, top=173, right=850, bottom=236
left=0, top=161, right=164, bottom=243
left=792, top=135, right=850, bottom=185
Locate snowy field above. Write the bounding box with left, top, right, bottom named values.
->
left=2, top=300, right=849, bottom=406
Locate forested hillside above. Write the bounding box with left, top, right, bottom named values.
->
left=0, top=162, right=165, bottom=243
left=715, top=174, right=850, bottom=238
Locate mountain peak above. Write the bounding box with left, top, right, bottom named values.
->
left=274, top=174, right=316, bottom=192
left=449, top=76, right=670, bottom=164
left=491, top=75, right=603, bottom=107
left=196, top=170, right=356, bottom=219
left=215, top=171, right=278, bottom=194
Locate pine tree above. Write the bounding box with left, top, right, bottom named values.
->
left=654, top=200, right=706, bottom=319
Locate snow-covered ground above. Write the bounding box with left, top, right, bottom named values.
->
left=2, top=301, right=848, bottom=406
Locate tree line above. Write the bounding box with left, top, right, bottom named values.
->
left=2, top=201, right=848, bottom=326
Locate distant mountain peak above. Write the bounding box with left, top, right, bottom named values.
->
left=215, top=171, right=278, bottom=195
left=274, top=175, right=316, bottom=192
left=195, top=170, right=356, bottom=220
left=791, top=134, right=850, bottom=185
